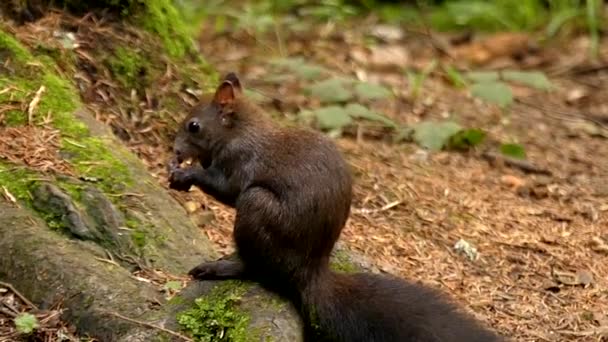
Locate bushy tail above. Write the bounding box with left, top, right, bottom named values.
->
left=300, top=271, right=504, bottom=342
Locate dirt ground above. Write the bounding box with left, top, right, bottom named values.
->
left=2, top=10, right=608, bottom=342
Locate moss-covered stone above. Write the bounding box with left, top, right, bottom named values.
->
left=60, top=136, right=133, bottom=193
left=177, top=281, right=252, bottom=342
left=329, top=248, right=359, bottom=273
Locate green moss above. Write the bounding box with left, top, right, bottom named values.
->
left=131, top=230, right=147, bottom=249
left=137, top=0, right=193, bottom=58
left=0, top=164, right=36, bottom=205
left=60, top=137, right=133, bottom=193
left=177, top=281, right=252, bottom=342
left=329, top=249, right=358, bottom=274
left=107, top=47, right=148, bottom=89
left=0, top=30, right=31, bottom=64
left=56, top=179, right=85, bottom=202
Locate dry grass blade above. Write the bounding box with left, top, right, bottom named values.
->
left=27, top=86, right=46, bottom=125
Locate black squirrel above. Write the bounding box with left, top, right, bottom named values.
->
left=168, top=73, right=505, bottom=342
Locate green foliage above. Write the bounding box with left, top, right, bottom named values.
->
left=354, top=81, right=392, bottom=100
left=345, top=103, right=397, bottom=128
left=308, top=78, right=353, bottom=104
left=501, top=70, right=552, bottom=90
left=448, top=128, right=486, bottom=150
left=177, top=282, right=250, bottom=342
left=500, top=143, right=527, bottom=159
left=466, top=71, right=500, bottom=83
left=470, top=81, right=513, bottom=108
left=466, top=69, right=553, bottom=108
left=314, top=106, right=352, bottom=131
left=406, top=60, right=437, bottom=99
left=14, top=313, right=39, bottom=335
left=443, top=64, right=467, bottom=88
left=412, top=121, right=462, bottom=151
left=269, top=57, right=327, bottom=81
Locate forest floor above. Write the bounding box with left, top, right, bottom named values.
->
left=2, top=8, right=608, bottom=342
left=178, top=18, right=608, bottom=342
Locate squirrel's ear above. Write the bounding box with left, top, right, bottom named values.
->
left=213, top=80, right=237, bottom=106
left=213, top=73, right=243, bottom=106
left=222, top=72, right=242, bottom=92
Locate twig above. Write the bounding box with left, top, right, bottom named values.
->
left=482, top=151, right=552, bottom=176
left=0, top=281, right=39, bottom=310
left=27, top=86, right=46, bottom=125
left=0, top=307, right=17, bottom=318
left=94, top=257, right=121, bottom=267
left=104, top=311, right=194, bottom=342
left=353, top=200, right=402, bottom=215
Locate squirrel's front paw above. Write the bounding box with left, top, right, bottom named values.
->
left=189, top=260, right=245, bottom=280
left=168, top=167, right=194, bottom=192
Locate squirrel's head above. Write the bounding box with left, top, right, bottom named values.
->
left=172, top=72, right=244, bottom=169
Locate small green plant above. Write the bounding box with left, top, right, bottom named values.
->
left=448, top=128, right=486, bottom=150
left=466, top=69, right=553, bottom=108
left=406, top=60, right=437, bottom=99
left=177, top=282, right=250, bottom=342
left=500, top=143, right=527, bottom=159
left=14, top=313, right=39, bottom=335
left=411, top=120, right=463, bottom=151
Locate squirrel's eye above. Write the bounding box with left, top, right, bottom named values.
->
left=187, top=121, right=200, bottom=134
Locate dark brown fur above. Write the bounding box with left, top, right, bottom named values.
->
left=168, top=73, right=505, bottom=342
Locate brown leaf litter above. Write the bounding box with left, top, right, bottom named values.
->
left=0, top=126, right=74, bottom=176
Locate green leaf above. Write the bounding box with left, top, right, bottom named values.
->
left=314, top=106, right=352, bottom=130
left=164, top=280, right=182, bottom=292
left=292, top=64, right=326, bottom=81
left=500, top=143, right=526, bottom=159
left=448, top=128, right=486, bottom=150
left=345, top=103, right=397, bottom=128
left=466, top=71, right=500, bottom=83
left=470, top=81, right=513, bottom=108
left=501, top=70, right=553, bottom=90
left=354, top=82, right=392, bottom=100
left=14, top=313, right=39, bottom=335
left=412, top=121, right=462, bottom=151
left=269, top=57, right=326, bottom=81
left=308, top=79, right=353, bottom=104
